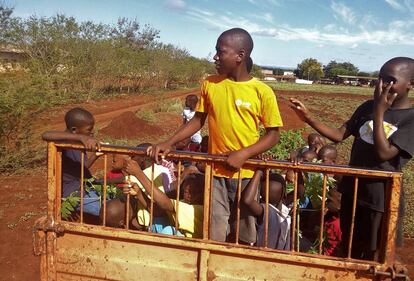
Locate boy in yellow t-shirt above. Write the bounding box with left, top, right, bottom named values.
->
left=124, top=159, right=204, bottom=238
left=148, top=28, right=283, bottom=244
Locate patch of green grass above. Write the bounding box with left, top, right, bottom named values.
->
left=136, top=109, right=156, bottom=123
left=153, top=98, right=183, bottom=113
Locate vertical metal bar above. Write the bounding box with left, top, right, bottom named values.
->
left=318, top=174, right=328, bottom=255
left=291, top=171, right=298, bottom=252
left=55, top=151, right=62, bottom=221
left=46, top=142, right=57, bottom=280
left=382, top=175, right=402, bottom=266
left=126, top=193, right=130, bottom=230
left=347, top=177, right=359, bottom=258
left=264, top=168, right=270, bottom=248
left=102, top=154, right=108, bottom=226
left=148, top=163, right=155, bottom=232
left=80, top=151, right=85, bottom=224
left=235, top=171, right=242, bottom=244
left=203, top=163, right=212, bottom=240
left=175, top=161, right=182, bottom=235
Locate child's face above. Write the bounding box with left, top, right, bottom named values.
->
left=379, top=62, right=412, bottom=99
left=182, top=180, right=202, bottom=205
left=112, top=154, right=127, bottom=172
left=320, top=154, right=335, bottom=165
left=213, top=36, right=240, bottom=76
left=185, top=98, right=196, bottom=110
left=74, top=122, right=94, bottom=136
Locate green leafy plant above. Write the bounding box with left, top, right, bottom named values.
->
left=61, top=191, right=80, bottom=220
left=304, top=172, right=336, bottom=209
left=60, top=178, right=123, bottom=219
left=266, top=129, right=306, bottom=160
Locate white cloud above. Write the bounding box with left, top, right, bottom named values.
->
left=330, top=1, right=356, bottom=25
left=384, top=0, right=404, bottom=10
left=164, top=0, right=186, bottom=10
left=185, top=7, right=414, bottom=46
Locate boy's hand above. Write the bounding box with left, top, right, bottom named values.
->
left=146, top=142, right=173, bottom=164
left=289, top=98, right=311, bottom=122
left=226, top=150, right=249, bottom=171
left=123, top=183, right=139, bottom=196
left=80, top=135, right=101, bottom=151
left=374, top=79, right=396, bottom=115
left=124, top=159, right=142, bottom=176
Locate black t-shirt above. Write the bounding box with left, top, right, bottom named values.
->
left=340, top=100, right=414, bottom=212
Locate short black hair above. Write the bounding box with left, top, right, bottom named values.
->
left=383, top=57, right=414, bottom=79
left=318, top=144, right=337, bottom=160
left=219, top=28, right=254, bottom=57
left=186, top=94, right=198, bottom=105
left=65, top=107, right=94, bottom=129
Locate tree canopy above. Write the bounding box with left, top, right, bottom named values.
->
left=295, top=58, right=324, bottom=81
left=323, top=61, right=359, bottom=78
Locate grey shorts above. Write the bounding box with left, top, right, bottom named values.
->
left=210, top=177, right=257, bottom=244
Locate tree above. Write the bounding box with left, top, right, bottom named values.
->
left=323, top=60, right=359, bottom=78
left=296, top=58, right=324, bottom=81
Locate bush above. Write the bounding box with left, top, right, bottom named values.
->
left=267, top=129, right=305, bottom=160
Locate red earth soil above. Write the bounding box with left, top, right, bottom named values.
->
left=1, top=89, right=413, bottom=281
left=99, top=111, right=162, bottom=139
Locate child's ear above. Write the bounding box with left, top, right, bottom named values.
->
left=70, top=126, right=77, bottom=133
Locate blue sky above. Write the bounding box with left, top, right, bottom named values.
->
left=9, top=0, right=414, bottom=71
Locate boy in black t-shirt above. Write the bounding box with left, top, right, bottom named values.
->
left=289, top=57, right=414, bottom=260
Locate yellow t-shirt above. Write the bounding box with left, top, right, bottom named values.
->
left=129, top=165, right=169, bottom=227
left=169, top=200, right=203, bottom=238
left=197, top=75, right=283, bottom=178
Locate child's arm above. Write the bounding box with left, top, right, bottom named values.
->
left=241, top=170, right=264, bottom=217
left=124, top=159, right=174, bottom=212
left=226, top=127, right=280, bottom=171
left=42, top=131, right=100, bottom=151
left=289, top=98, right=351, bottom=142
left=147, top=112, right=207, bottom=163
left=373, top=80, right=400, bottom=161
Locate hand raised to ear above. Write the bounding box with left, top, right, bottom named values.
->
left=374, top=79, right=396, bottom=115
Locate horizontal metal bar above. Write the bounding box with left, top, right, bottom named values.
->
left=53, top=142, right=399, bottom=178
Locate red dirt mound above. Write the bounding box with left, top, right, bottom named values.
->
left=99, top=111, right=161, bottom=139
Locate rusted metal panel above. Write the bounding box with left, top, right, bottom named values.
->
left=206, top=252, right=373, bottom=281
left=55, top=232, right=199, bottom=281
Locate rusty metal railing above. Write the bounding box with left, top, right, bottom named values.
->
left=47, top=141, right=403, bottom=272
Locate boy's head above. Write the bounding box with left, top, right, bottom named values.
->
left=214, top=28, right=253, bottom=76
left=307, top=133, right=325, bottom=152
left=317, top=144, right=337, bottom=165
left=111, top=153, right=129, bottom=172
left=260, top=173, right=285, bottom=206
left=326, top=188, right=341, bottom=214
left=185, top=95, right=198, bottom=111
left=132, top=143, right=153, bottom=169
left=181, top=173, right=205, bottom=205
left=65, top=107, right=95, bottom=136
left=379, top=57, right=414, bottom=100
left=301, top=150, right=317, bottom=163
